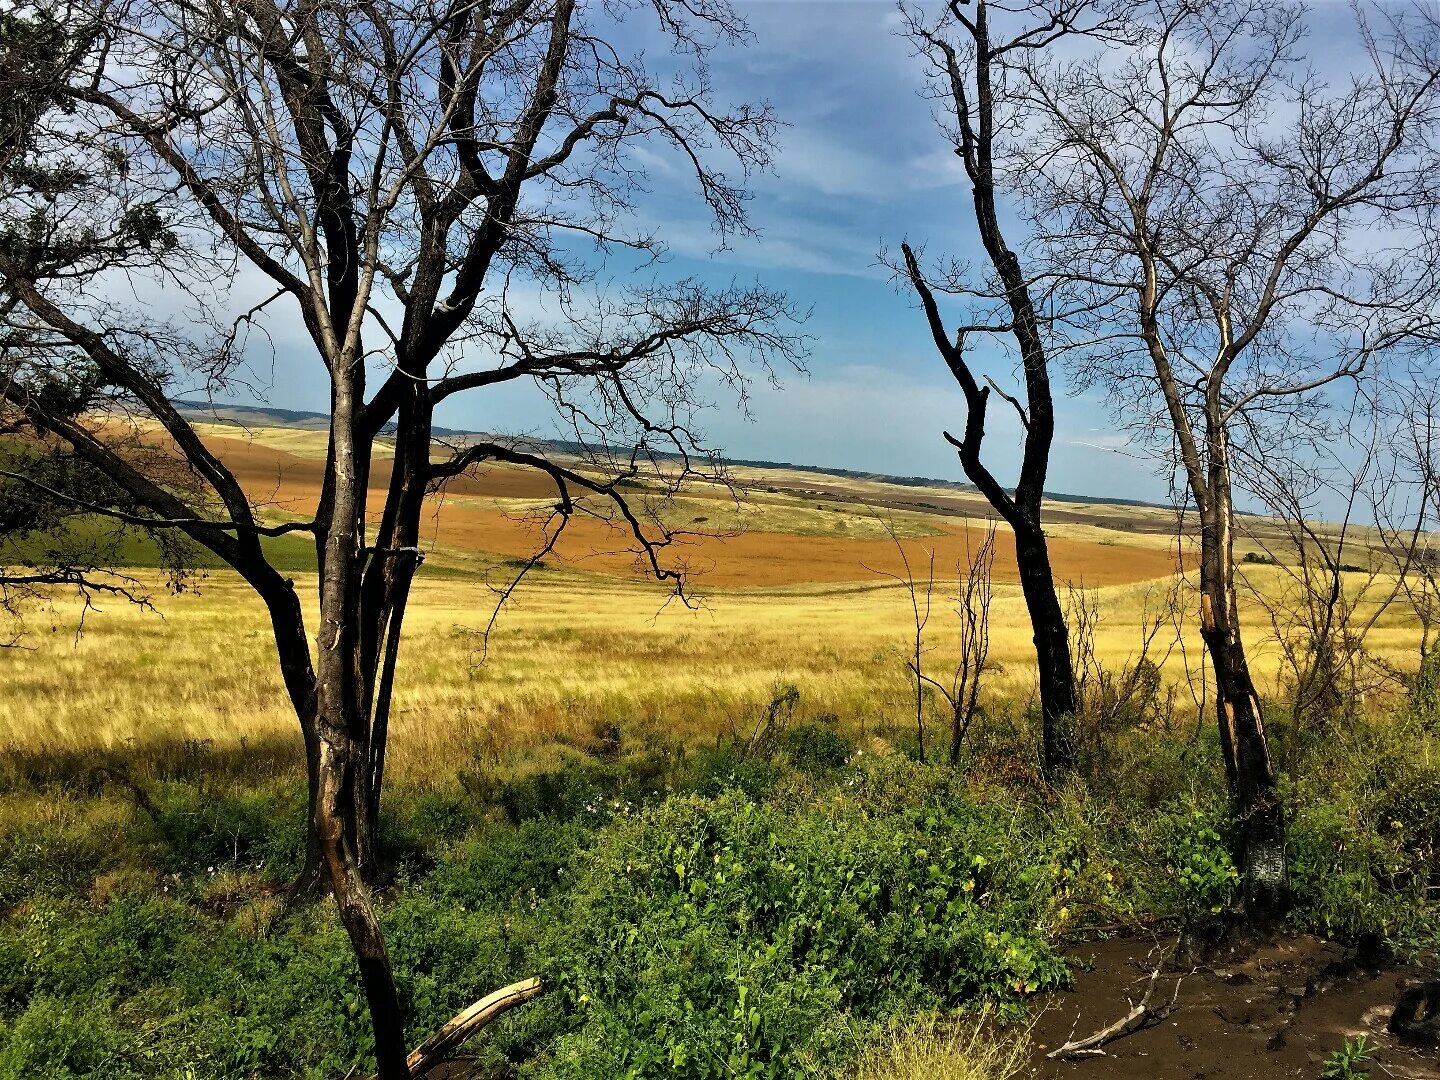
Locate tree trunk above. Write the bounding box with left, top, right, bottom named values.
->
left=314, top=367, right=410, bottom=1077
left=1014, top=521, right=1077, bottom=778
left=358, top=385, right=431, bottom=847
left=291, top=724, right=327, bottom=903
left=1204, top=620, right=1287, bottom=917
left=1198, top=456, right=1287, bottom=919
left=367, top=556, right=416, bottom=830
left=315, top=730, right=410, bottom=1078
left=241, top=574, right=327, bottom=904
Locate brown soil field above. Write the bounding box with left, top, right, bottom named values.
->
left=202, top=432, right=1185, bottom=588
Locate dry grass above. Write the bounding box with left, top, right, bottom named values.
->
left=853, top=1013, right=1030, bottom=1080
left=1, top=558, right=1426, bottom=781
left=1, top=424, right=1423, bottom=779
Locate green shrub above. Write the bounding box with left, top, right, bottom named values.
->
left=1160, top=808, right=1240, bottom=916
left=0, top=994, right=140, bottom=1080
left=421, top=817, right=593, bottom=913
left=0, top=804, right=135, bottom=906
left=1289, top=792, right=1428, bottom=947
left=526, top=778, right=1071, bottom=1079
left=4, top=711, right=1435, bottom=1080
left=778, top=720, right=853, bottom=775
left=687, top=743, right=782, bottom=799
left=1407, top=647, right=1440, bottom=729
left=152, top=782, right=305, bottom=879
left=377, top=787, right=490, bottom=873
left=481, top=752, right=673, bottom=824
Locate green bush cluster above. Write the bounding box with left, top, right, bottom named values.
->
left=527, top=778, right=1070, bottom=1078
left=1286, top=725, right=1440, bottom=949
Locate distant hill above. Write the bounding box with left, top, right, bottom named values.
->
left=173, top=398, right=479, bottom=437
left=172, top=398, right=1173, bottom=512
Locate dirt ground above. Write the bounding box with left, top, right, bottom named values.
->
left=193, top=431, right=1186, bottom=587
left=1030, top=934, right=1439, bottom=1079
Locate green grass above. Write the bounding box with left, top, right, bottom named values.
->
left=1, top=514, right=318, bottom=575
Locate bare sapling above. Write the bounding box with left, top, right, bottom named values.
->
left=868, top=511, right=938, bottom=763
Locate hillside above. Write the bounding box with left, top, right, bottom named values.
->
left=173, top=398, right=1176, bottom=512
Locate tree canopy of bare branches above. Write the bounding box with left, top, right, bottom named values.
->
left=1010, top=0, right=1440, bottom=915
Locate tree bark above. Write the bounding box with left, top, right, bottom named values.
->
left=1198, top=441, right=1287, bottom=918
left=313, top=359, right=410, bottom=1076
left=1014, top=522, right=1077, bottom=776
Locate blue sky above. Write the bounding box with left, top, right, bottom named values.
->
left=208, top=1, right=1376, bottom=507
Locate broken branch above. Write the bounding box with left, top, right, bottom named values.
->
left=366, top=977, right=544, bottom=1079
left=1046, top=941, right=1183, bottom=1060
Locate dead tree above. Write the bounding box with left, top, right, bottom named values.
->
left=0, top=0, right=802, bottom=1074
left=891, top=0, right=1125, bottom=780
left=1013, top=0, right=1440, bottom=917
left=942, top=521, right=996, bottom=765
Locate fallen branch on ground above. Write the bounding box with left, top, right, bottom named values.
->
left=1046, top=941, right=1184, bottom=1060
left=366, top=977, right=544, bottom=1079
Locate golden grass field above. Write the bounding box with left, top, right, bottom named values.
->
left=0, top=422, right=1426, bottom=777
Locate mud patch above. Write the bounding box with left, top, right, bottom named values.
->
left=1030, top=934, right=1439, bottom=1079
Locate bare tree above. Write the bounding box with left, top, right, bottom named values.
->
left=869, top=514, right=938, bottom=763
left=1066, top=577, right=1182, bottom=756
left=890, top=0, right=1124, bottom=780
left=1012, top=0, right=1440, bottom=916
left=0, top=5, right=179, bottom=637
left=0, top=0, right=802, bottom=1073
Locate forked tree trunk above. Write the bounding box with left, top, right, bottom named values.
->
left=313, top=374, right=410, bottom=1076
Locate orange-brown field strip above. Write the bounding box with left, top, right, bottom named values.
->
left=206, top=433, right=1184, bottom=588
